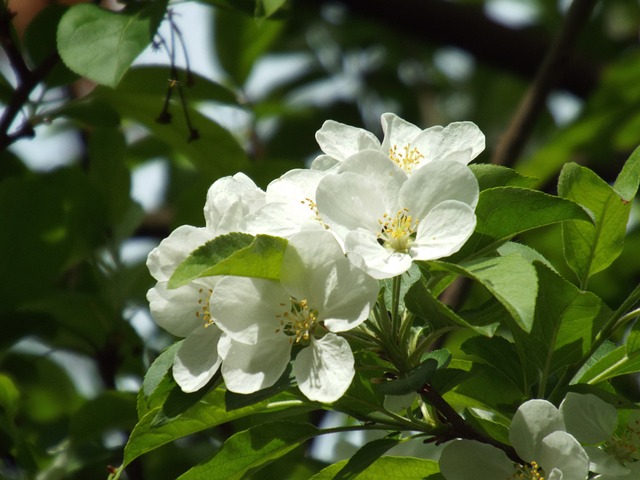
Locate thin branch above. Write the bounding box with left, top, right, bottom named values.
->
left=0, top=51, right=59, bottom=150
left=419, top=382, right=521, bottom=463
left=491, top=0, right=600, bottom=166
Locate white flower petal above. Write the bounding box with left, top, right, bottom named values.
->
left=266, top=169, right=325, bottom=205
left=221, top=336, right=291, bottom=394
left=439, top=439, right=515, bottom=480
left=212, top=277, right=290, bottom=344
left=380, top=113, right=422, bottom=153
left=241, top=202, right=313, bottom=238
left=146, top=225, right=213, bottom=282
left=411, top=200, right=476, bottom=260
left=294, top=334, right=354, bottom=402
left=173, top=326, right=223, bottom=392
left=510, top=399, right=565, bottom=462
left=426, top=121, right=485, bottom=163
left=311, top=154, right=340, bottom=172
left=337, top=149, right=407, bottom=204
left=560, top=393, right=617, bottom=444
left=204, top=172, right=265, bottom=233
left=401, top=160, right=479, bottom=219
left=316, top=120, right=381, bottom=160
left=316, top=172, right=386, bottom=239
left=345, top=228, right=413, bottom=279
left=539, top=431, right=589, bottom=480
left=585, top=446, right=630, bottom=476
left=147, top=279, right=216, bottom=337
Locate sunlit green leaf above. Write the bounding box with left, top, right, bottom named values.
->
left=333, top=436, right=403, bottom=480
left=310, top=456, right=440, bottom=479
left=57, top=2, right=168, bottom=87
left=558, top=162, right=631, bottom=286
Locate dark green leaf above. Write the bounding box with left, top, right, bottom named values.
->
left=613, top=145, right=640, bottom=202
left=458, top=187, right=593, bottom=259
left=333, top=436, right=403, bottom=480
left=376, top=354, right=450, bottom=395
left=176, top=421, right=318, bottom=479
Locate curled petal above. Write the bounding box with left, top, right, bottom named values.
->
left=439, top=439, right=515, bottom=480
left=510, top=399, right=565, bottom=462
left=560, top=392, right=617, bottom=444
left=345, top=228, right=413, bottom=279
left=316, top=120, right=381, bottom=161
left=539, top=431, right=589, bottom=480
left=204, top=172, right=265, bottom=233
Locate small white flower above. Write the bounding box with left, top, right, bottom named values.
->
left=312, top=112, right=485, bottom=175
left=146, top=173, right=265, bottom=393
left=212, top=229, right=378, bottom=402
left=439, top=399, right=589, bottom=480
left=316, top=150, right=478, bottom=279
left=560, top=392, right=640, bottom=479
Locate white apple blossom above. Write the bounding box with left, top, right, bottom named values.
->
left=312, top=112, right=484, bottom=175
left=315, top=149, right=478, bottom=279
left=241, top=168, right=328, bottom=238
left=146, top=173, right=265, bottom=393
left=439, top=399, right=589, bottom=480
left=560, top=392, right=640, bottom=479
left=211, top=229, right=378, bottom=402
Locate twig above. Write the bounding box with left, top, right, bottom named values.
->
left=0, top=8, right=60, bottom=151
left=419, top=382, right=521, bottom=463
left=491, top=0, right=599, bottom=166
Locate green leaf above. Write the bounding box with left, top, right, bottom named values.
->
left=142, top=343, right=181, bottom=399
left=122, top=389, right=308, bottom=467
left=256, top=0, right=289, bottom=18
left=576, top=346, right=640, bottom=384
left=461, top=336, right=527, bottom=393
left=0, top=374, right=19, bottom=419
left=95, top=84, right=249, bottom=178
left=458, top=187, right=593, bottom=259
left=376, top=352, right=450, bottom=395
left=405, top=278, right=500, bottom=336
left=429, top=254, right=538, bottom=332
left=333, top=436, right=403, bottom=480
left=169, top=233, right=288, bottom=288
left=57, top=2, right=168, bottom=87
left=310, top=456, right=440, bottom=479
left=613, top=145, right=640, bottom=202
left=469, top=164, right=538, bottom=191
left=177, top=421, right=318, bottom=480
left=519, top=263, right=611, bottom=383
left=23, top=5, right=77, bottom=86
left=558, top=162, right=632, bottom=286
left=214, top=7, right=284, bottom=85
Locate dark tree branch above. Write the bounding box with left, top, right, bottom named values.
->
left=0, top=9, right=60, bottom=151
left=491, top=0, right=600, bottom=166
left=419, top=382, right=521, bottom=463
left=320, top=0, right=601, bottom=98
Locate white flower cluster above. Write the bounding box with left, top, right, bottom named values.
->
left=439, top=393, right=640, bottom=480
left=146, top=113, right=483, bottom=402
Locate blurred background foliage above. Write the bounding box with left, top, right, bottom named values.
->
left=0, top=0, right=639, bottom=478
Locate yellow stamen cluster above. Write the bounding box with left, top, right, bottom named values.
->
left=389, top=144, right=424, bottom=174
left=377, top=208, right=419, bottom=252
left=604, top=417, right=640, bottom=464
left=300, top=197, right=328, bottom=228
left=195, top=287, right=214, bottom=327
left=511, top=461, right=545, bottom=480
left=275, top=298, right=319, bottom=344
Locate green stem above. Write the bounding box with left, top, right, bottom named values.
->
left=390, top=275, right=402, bottom=337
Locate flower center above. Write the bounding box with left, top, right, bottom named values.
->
left=510, top=461, right=545, bottom=480
left=196, top=287, right=214, bottom=327
left=603, top=417, right=640, bottom=464
left=389, top=143, right=424, bottom=174
left=377, top=208, right=419, bottom=253
left=275, top=298, right=319, bottom=344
